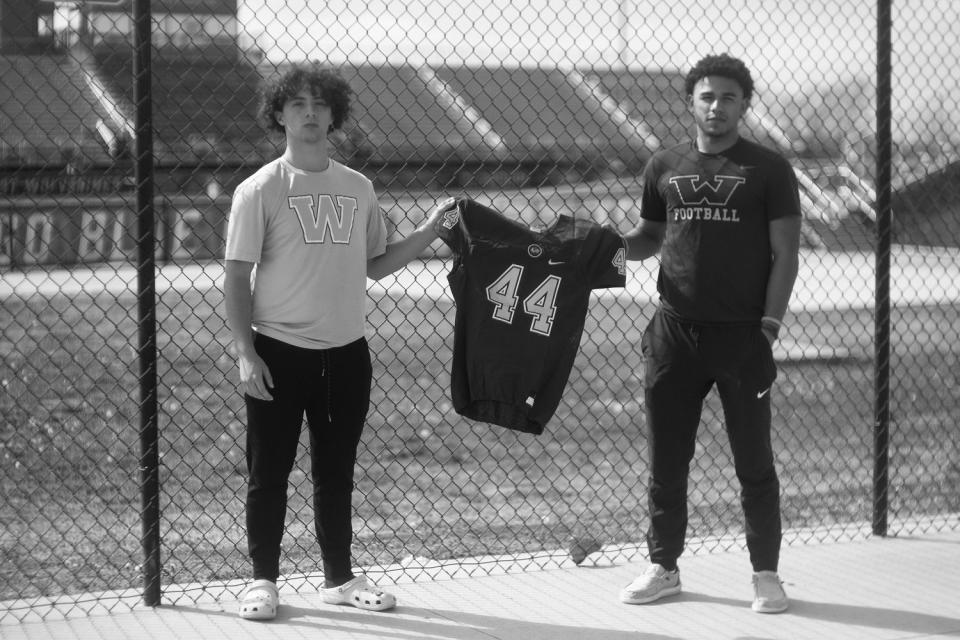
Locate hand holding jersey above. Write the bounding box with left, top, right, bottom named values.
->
left=367, top=196, right=456, bottom=280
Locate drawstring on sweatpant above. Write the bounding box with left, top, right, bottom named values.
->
left=322, top=351, right=332, bottom=422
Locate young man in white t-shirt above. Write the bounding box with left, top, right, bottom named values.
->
left=224, top=64, right=452, bottom=621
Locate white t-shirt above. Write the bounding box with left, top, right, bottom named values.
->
left=225, top=157, right=388, bottom=349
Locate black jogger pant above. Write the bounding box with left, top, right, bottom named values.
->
left=641, top=309, right=782, bottom=572
left=244, top=334, right=371, bottom=585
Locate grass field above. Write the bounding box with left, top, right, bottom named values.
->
left=1, top=259, right=959, bottom=604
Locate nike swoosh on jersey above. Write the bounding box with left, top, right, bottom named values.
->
left=548, top=259, right=565, bottom=265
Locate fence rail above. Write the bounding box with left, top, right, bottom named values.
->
left=2, top=0, right=960, bottom=622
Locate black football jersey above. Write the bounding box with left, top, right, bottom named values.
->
left=435, top=198, right=627, bottom=435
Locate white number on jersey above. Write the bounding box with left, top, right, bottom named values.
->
left=612, top=247, right=626, bottom=275
left=485, top=264, right=523, bottom=324
left=485, top=264, right=561, bottom=336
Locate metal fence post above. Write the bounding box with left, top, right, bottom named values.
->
left=872, top=0, right=892, bottom=537
left=133, top=0, right=161, bottom=606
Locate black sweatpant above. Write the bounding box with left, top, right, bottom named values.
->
left=641, top=309, right=782, bottom=572
left=244, top=333, right=371, bottom=585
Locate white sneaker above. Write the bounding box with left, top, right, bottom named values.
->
left=752, top=571, right=789, bottom=613
left=619, top=564, right=681, bottom=604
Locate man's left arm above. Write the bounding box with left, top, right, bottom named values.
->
left=367, top=197, right=455, bottom=280
left=762, top=215, right=802, bottom=342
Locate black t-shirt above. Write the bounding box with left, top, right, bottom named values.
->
left=436, top=198, right=627, bottom=434
left=640, top=138, right=802, bottom=323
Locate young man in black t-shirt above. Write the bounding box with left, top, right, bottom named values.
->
left=621, top=54, right=802, bottom=614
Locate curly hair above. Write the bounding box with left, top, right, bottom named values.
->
left=257, top=64, right=353, bottom=134
left=684, top=54, right=754, bottom=102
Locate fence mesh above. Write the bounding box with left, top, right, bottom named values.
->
left=2, top=0, right=959, bottom=621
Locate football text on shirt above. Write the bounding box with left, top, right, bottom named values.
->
left=668, top=174, right=745, bottom=224
left=673, top=207, right=740, bottom=222
left=287, top=194, right=358, bottom=244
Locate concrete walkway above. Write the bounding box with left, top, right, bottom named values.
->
left=3, top=529, right=960, bottom=640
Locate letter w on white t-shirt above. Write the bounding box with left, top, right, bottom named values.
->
left=288, top=194, right=357, bottom=244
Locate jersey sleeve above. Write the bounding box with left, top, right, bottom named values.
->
left=581, top=223, right=628, bottom=290
left=434, top=198, right=469, bottom=257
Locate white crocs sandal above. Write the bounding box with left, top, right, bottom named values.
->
left=321, top=576, right=396, bottom=611
left=239, top=579, right=279, bottom=620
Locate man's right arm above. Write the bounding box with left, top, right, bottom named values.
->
left=224, top=259, right=273, bottom=400
left=623, top=219, right=666, bottom=261
left=623, top=155, right=667, bottom=262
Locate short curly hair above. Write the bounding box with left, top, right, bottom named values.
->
left=257, top=64, right=353, bottom=134
left=684, top=54, right=754, bottom=102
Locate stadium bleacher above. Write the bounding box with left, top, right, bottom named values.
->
left=891, top=159, right=960, bottom=247
left=3, top=39, right=703, bottom=173
left=0, top=37, right=832, bottom=176
left=431, top=64, right=651, bottom=164
left=4, top=0, right=960, bottom=256
left=341, top=63, right=492, bottom=163
left=8, top=35, right=948, bottom=252
left=84, top=42, right=266, bottom=165
left=0, top=53, right=115, bottom=166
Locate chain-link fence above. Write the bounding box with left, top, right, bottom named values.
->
left=2, top=0, right=959, bottom=622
